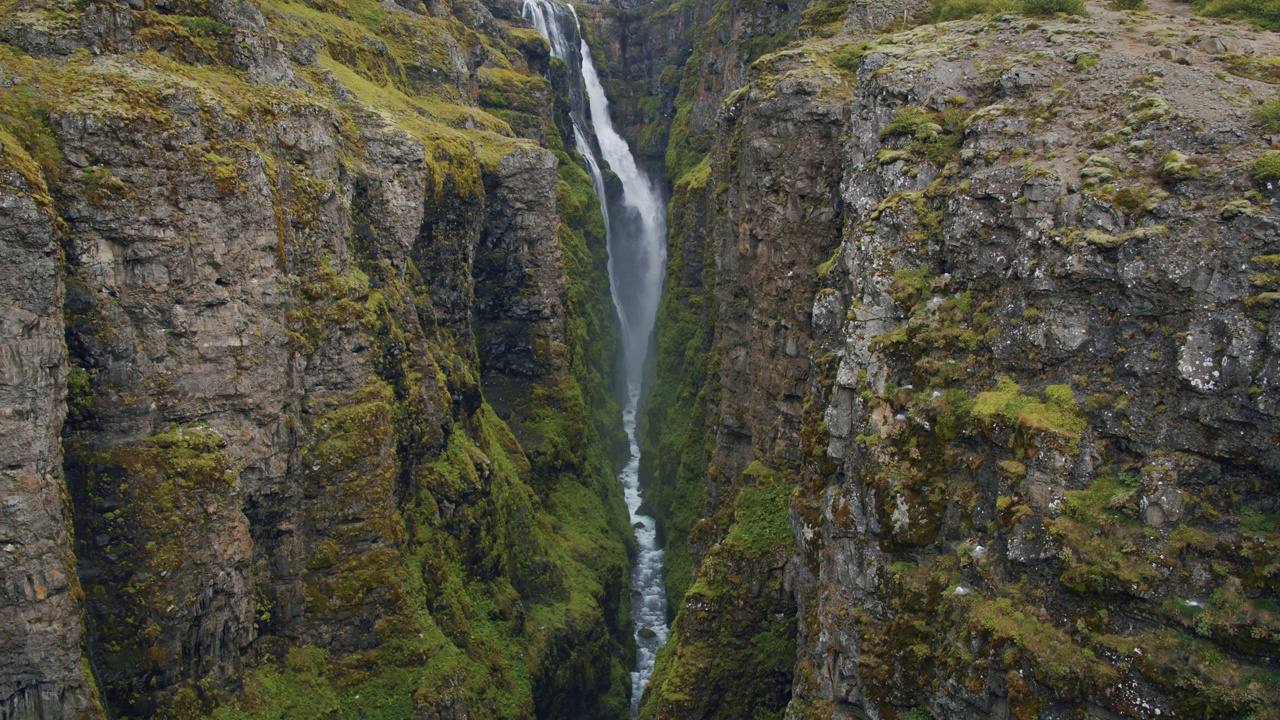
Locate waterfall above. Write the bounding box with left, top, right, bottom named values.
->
left=521, top=1, right=669, bottom=715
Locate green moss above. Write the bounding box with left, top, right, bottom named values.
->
left=877, top=106, right=966, bottom=169
left=1126, top=94, right=1170, bottom=127
left=968, top=596, right=1117, bottom=692
left=69, top=425, right=243, bottom=716
left=1158, top=150, right=1209, bottom=182
left=972, top=378, right=1085, bottom=445
left=665, top=95, right=712, bottom=186
left=1112, top=185, right=1164, bottom=214
left=1242, top=509, right=1280, bottom=533
left=1113, top=629, right=1280, bottom=718
left=203, top=151, right=241, bottom=194
left=66, top=367, right=94, bottom=423
left=1084, top=229, right=1124, bottom=248
left=881, top=106, right=934, bottom=140
left=476, top=67, right=551, bottom=115
left=724, top=469, right=793, bottom=558
left=855, top=562, right=964, bottom=712
left=675, top=156, right=712, bottom=193
left=1257, top=96, right=1280, bottom=133
left=0, top=83, right=61, bottom=213
left=35, top=0, right=639, bottom=714
left=799, top=0, right=851, bottom=28
left=640, top=472, right=795, bottom=719
left=1048, top=473, right=1164, bottom=594
left=816, top=247, right=841, bottom=278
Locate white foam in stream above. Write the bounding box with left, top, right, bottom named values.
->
left=521, top=2, right=669, bottom=715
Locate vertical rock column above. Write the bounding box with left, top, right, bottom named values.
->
left=0, top=148, right=101, bottom=718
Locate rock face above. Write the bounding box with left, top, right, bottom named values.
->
left=0, top=131, right=100, bottom=720
left=640, top=3, right=1280, bottom=719
left=0, top=0, right=633, bottom=716
left=580, top=0, right=817, bottom=172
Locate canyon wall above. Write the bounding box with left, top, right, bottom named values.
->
left=0, top=0, right=635, bottom=716
left=639, top=2, right=1280, bottom=719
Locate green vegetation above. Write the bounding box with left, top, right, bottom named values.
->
left=665, top=95, right=713, bottom=188
left=1159, top=150, right=1211, bottom=181
left=1020, top=0, right=1087, bottom=14
left=968, top=596, right=1118, bottom=692
left=640, top=468, right=796, bottom=720
left=176, top=16, right=231, bottom=36
left=638, top=154, right=715, bottom=608
left=69, top=425, right=245, bottom=717
left=928, top=0, right=1087, bottom=21
left=1112, top=629, right=1280, bottom=718
left=33, top=0, right=638, bottom=712
left=928, top=0, right=1019, bottom=20
left=1257, top=96, right=1280, bottom=133
left=800, top=0, right=851, bottom=28
left=972, top=379, right=1086, bottom=446
left=1251, top=151, right=1280, bottom=186
left=1188, top=0, right=1280, bottom=29
left=1049, top=473, right=1163, bottom=594
left=829, top=42, right=870, bottom=74
left=878, top=105, right=967, bottom=167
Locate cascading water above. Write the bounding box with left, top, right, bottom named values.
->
left=522, top=1, right=669, bottom=714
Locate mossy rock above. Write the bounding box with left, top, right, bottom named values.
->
left=1251, top=151, right=1280, bottom=188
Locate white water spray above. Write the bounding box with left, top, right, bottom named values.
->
left=521, top=1, right=669, bottom=714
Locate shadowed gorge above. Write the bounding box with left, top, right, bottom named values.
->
left=5, top=0, right=1280, bottom=717
left=522, top=0, right=669, bottom=711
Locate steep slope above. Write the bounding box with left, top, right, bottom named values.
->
left=0, top=0, right=635, bottom=717
left=640, top=2, right=1280, bottom=718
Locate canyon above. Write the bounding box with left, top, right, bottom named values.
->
left=3, top=0, right=1280, bottom=716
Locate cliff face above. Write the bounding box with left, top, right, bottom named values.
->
left=1, top=118, right=99, bottom=720
left=0, top=0, right=634, bottom=716
left=579, top=0, right=830, bottom=173
left=641, top=2, right=1280, bottom=719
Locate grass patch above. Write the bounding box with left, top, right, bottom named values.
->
left=972, top=378, right=1085, bottom=444
left=878, top=106, right=966, bottom=167
left=968, top=596, right=1117, bottom=692
left=1021, top=0, right=1087, bottom=14
left=1191, top=0, right=1280, bottom=29
left=929, top=0, right=1019, bottom=20
left=1251, top=151, right=1280, bottom=187
left=1257, top=96, right=1280, bottom=133
left=176, top=16, right=231, bottom=36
